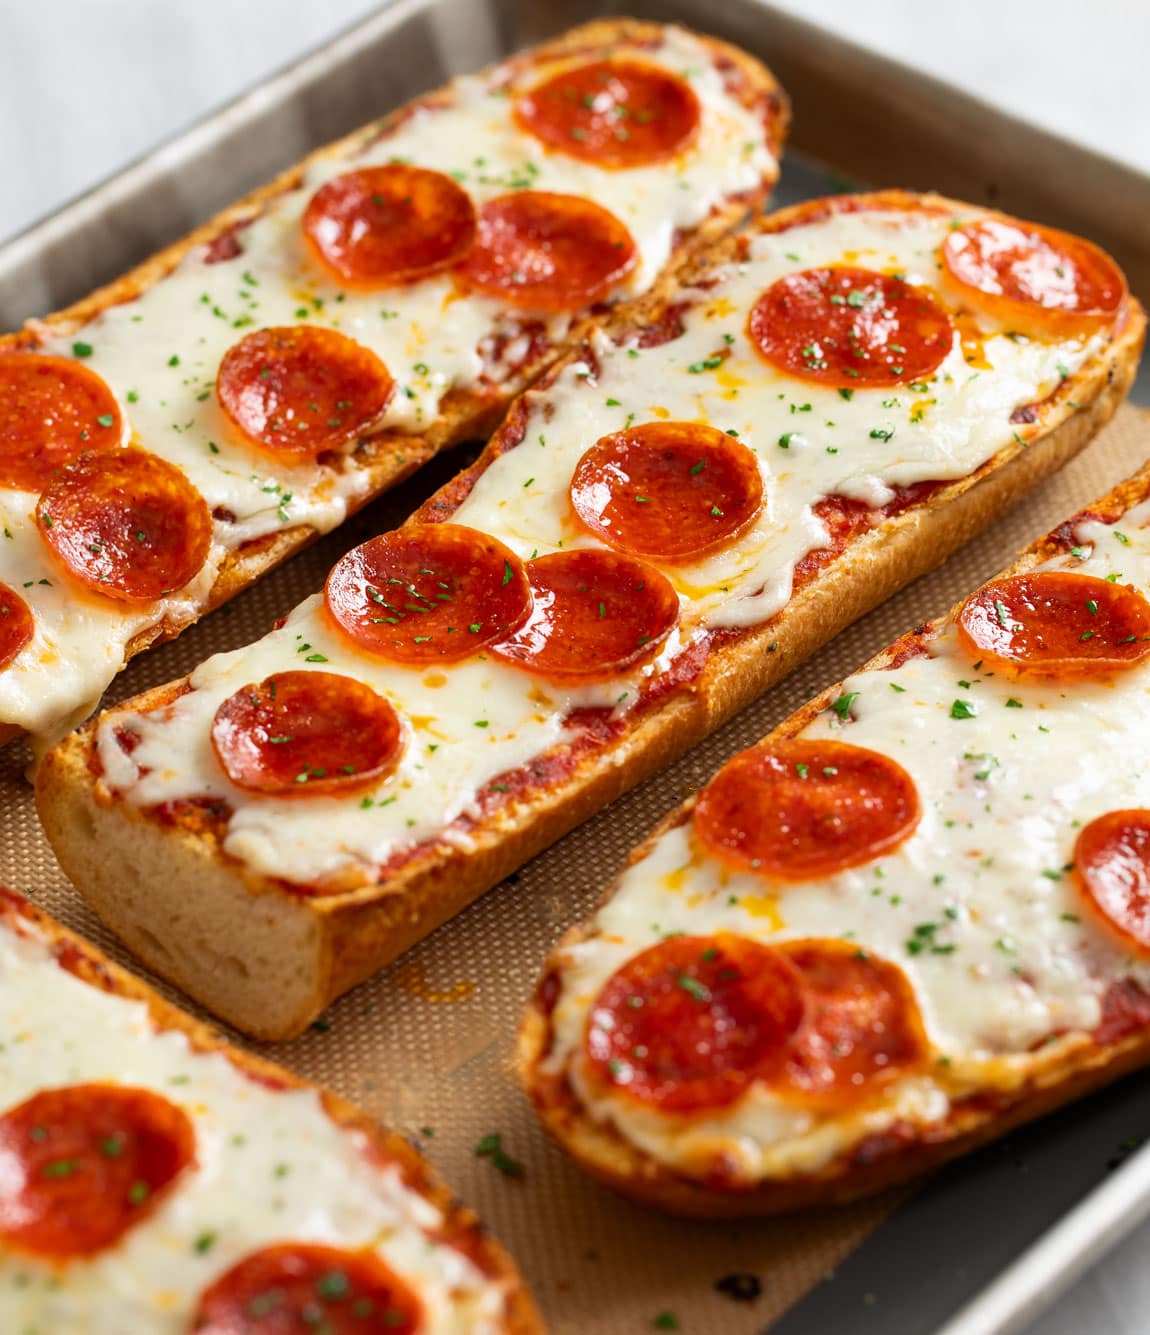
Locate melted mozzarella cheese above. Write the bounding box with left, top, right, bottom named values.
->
left=98, top=595, right=666, bottom=885
left=453, top=209, right=1100, bottom=630
left=98, top=205, right=1107, bottom=891
left=3, top=25, right=772, bottom=741
left=350, top=25, right=773, bottom=298
left=542, top=502, right=1150, bottom=1181
left=0, top=501, right=223, bottom=740
left=0, top=919, right=507, bottom=1333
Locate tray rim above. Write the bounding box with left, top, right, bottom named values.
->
left=937, top=1138, right=1150, bottom=1335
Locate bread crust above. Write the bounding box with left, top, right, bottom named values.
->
left=0, top=887, right=540, bottom=1327
left=0, top=18, right=787, bottom=751
left=516, top=460, right=1150, bottom=1218
left=36, top=191, right=1146, bottom=1039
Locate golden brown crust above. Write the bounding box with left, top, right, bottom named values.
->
left=35, top=191, right=1146, bottom=1039
left=2, top=18, right=786, bottom=750
left=517, top=991, right=1150, bottom=1218
left=0, top=887, right=540, bottom=1329
left=517, top=458, right=1150, bottom=1218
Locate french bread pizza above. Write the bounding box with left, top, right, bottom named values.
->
left=518, top=460, right=1150, bottom=1218
left=0, top=19, right=785, bottom=749
left=37, top=190, right=1144, bottom=1039
left=0, top=888, right=539, bottom=1331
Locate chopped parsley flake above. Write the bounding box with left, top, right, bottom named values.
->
left=830, top=691, right=858, bottom=722
left=475, top=1133, right=525, bottom=1178
left=676, top=972, right=711, bottom=1001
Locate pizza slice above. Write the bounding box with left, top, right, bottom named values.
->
left=519, top=460, right=1150, bottom=1215
left=0, top=888, right=538, bottom=1330
left=37, top=191, right=1143, bottom=1038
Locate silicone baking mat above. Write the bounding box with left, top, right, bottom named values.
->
left=2, top=385, right=1147, bottom=1330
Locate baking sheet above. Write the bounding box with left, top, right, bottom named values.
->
left=2, top=3, right=1150, bottom=1332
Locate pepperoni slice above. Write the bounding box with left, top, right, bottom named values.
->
left=217, top=326, right=394, bottom=462
left=748, top=266, right=953, bottom=388
left=456, top=192, right=636, bottom=311
left=211, top=671, right=403, bottom=798
left=943, top=217, right=1127, bottom=334
left=584, top=934, right=806, bottom=1112
left=0, top=352, right=123, bottom=492
left=779, top=940, right=927, bottom=1102
left=0, top=1083, right=194, bottom=1260
left=514, top=59, right=701, bottom=169
left=325, top=523, right=531, bottom=664
left=303, top=164, right=476, bottom=288
left=0, top=582, right=34, bottom=671
left=492, top=548, right=678, bottom=680
left=1095, top=977, right=1150, bottom=1046
left=191, top=1242, right=422, bottom=1334
left=694, top=739, right=921, bottom=881
left=1074, top=810, right=1150, bottom=953
left=956, top=571, right=1150, bottom=679
left=569, top=421, right=764, bottom=563
left=37, top=447, right=212, bottom=602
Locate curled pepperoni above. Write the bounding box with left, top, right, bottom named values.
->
left=748, top=266, right=953, bottom=388
left=191, top=1242, right=422, bottom=1334
left=325, top=523, right=531, bottom=664
left=570, top=421, right=764, bottom=563
left=779, top=940, right=927, bottom=1102
left=37, top=447, right=212, bottom=602
left=585, top=934, right=806, bottom=1112
left=0, top=1083, right=194, bottom=1260
left=1075, top=810, right=1150, bottom=953
left=0, top=582, right=34, bottom=671
left=943, top=217, right=1127, bottom=334
left=493, top=548, right=678, bottom=680
left=514, top=59, right=701, bottom=169
left=211, top=671, right=403, bottom=798
left=694, top=739, right=921, bottom=881
left=457, top=191, right=636, bottom=311
left=956, top=572, right=1150, bottom=679
left=0, top=352, right=123, bottom=492
left=217, top=326, right=394, bottom=462
left=303, top=164, right=476, bottom=288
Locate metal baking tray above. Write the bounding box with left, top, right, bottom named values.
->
left=3, top=3, right=1149, bottom=1333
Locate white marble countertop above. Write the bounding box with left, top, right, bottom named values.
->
left=2, top=2, right=1147, bottom=1331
